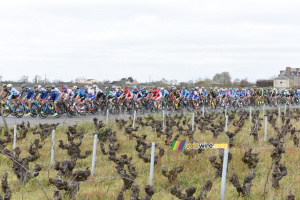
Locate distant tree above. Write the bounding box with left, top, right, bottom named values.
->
left=127, top=77, right=133, bottom=83
left=52, top=79, right=62, bottom=83
left=240, top=78, right=251, bottom=87
left=178, top=82, right=188, bottom=88
left=103, top=79, right=110, bottom=84
left=120, top=78, right=127, bottom=82
left=233, top=78, right=240, bottom=86
left=161, top=78, right=168, bottom=84
left=195, top=80, right=211, bottom=88
left=213, top=72, right=232, bottom=86
left=19, top=76, right=29, bottom=83
left=256, top=79, right=273, bottom=87
left=188, top=80, right=194, bottom=86
left=32, top=75, right=42, bottom=83
left=212, top=73, right=221, bottom=82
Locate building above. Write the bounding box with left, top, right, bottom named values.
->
left=125, top=81, right=140, bottom=85
left=273, top=67, right=300, bottom=88
left=75, top=78, right=98, bottom=84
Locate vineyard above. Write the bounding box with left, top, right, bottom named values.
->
left=0, top=107, right=299, bottom=200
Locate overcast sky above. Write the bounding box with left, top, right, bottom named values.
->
left=1, top=0, right=300, bottom=83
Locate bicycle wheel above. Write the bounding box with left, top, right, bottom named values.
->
left=39, top=104, right=49, bottom=119
left=67, top=105, right=77, bottom=118
left=15, top=103, right=25, bottom=118
left=2, top=105, right=11, bottom=117
left=30, top=104, right=38, bottom=118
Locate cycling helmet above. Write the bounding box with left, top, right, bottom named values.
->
left=92, top=84, right=97, bottom=88
left=34, top=85, right=38, bottom=89
left=182, top=86, right=185, bottom=89
left=161, top=87, right=164, bottom=90
left=84, top=85, right=89, bottom=89
left=21, top=84, right=26, bottom=88
left=46, top=85, right=51, bottom=89
left=38, top=85, right=42, bottom=89
left=124, top=86, right=128, bottom=89
left=63, top=85, right=68, bottom=89
left=50, top=84, right=55, bottom=89
left=132, top=85, right=137, bottom=89
left=73, top=86, right=78, bottom=90
left=7, top=84, right=12, bottom=88
left=157, top=87, right=161, bottom=90
left=191, top=88, right=195, bottom=90
left=2, top=84, right=7, bottom=87
left=195, top=87, right=199, bottom=90
left=112, top=85, right=116, bottom=89
left=105, top=86, right=109, bottom=90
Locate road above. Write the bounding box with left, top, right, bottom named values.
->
left=0, top=104, right=297, bottom=126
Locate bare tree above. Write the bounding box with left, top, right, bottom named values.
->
left=32, top=75, right=42, bottom=83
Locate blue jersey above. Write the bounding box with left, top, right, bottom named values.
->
left=75, top=89, right=85, bottom=98
left=51, top=88, right=61, bottom=98
left=43, top=90, right=51, bottom=100
left=21, top=88, right=35, bottom=99
left=161, top=90, right=169, bottom=98
left=35, top=88, right=47, bottom=99
left=116, top=90, right=122, bottom=98
left=180, top=89, right=189, bottom=98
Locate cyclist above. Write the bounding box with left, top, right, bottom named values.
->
left=7, top=84, right=20, bottom=100
left=0, top=84, right=10, bottom=99
left=83, top=85, right=95, bottom=104
left=170, top=87, right=181, bottom=109
left=72, top=86, right=86, bottom=106
left=149, top=87, right=162, bottom=108
left=48, top=84, right=61, bottom=116
left=92, top=85, right=104, bottom=101
left=33, top=85, right=45, bottom=101
left=132, top=86, right=144, bottom=107
left=20, top=84, right=35, bottom=115
left=119, top=86, right=132, bottom=106
left=60, top=85, right=74, bottom=101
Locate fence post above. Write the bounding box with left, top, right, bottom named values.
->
left=192, top=113, right=195, bottom=131
left=225, top=107, right=227, bottom=117
left=278, top=106, right=280, bottom=125
left=13, top=125, right=17, bottom=156
left=132, top=110, right=136, bottom=128
left=202, top=105, right=205, bottom=117
left=220, top=147, right=229, bottom=200
left=162, top=110, right=165, bottom=131
left=284, top=105, right=286, bottom=116
left=51, top=129, right=55, bottom=165
left=91, top=133, right=98, bottom=176
left=225, top=115, right=228, bottom=134
left=106, top=109, right=109, bottom=127
left=249, top=107, right=252, bottom=122
left=149, top=142, right=155, bottom=186
left=264, top=116, right=267, bottom=142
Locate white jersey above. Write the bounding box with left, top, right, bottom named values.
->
left=93, top=88, right=103, bottom=95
